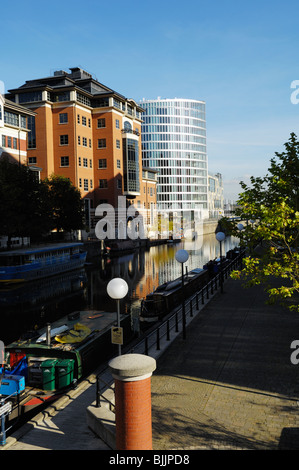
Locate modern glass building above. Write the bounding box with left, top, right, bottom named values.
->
left=140, top=98, right=208, bottom=220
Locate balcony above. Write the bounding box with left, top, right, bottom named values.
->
left=121, top=128, right=140, bottom=136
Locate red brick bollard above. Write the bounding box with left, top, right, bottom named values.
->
left=109, top=353, right=156, bottom=450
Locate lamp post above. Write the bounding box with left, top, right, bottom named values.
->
left=175, top=249, right=189, bottom=339
left=107, top=278, right=128, bottom=356
left=216, top=231, right=225, bottom=293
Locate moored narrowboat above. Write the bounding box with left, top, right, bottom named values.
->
left=140, top=268, right=209, bottom=321
left=0, top=308, right=131, bottom=430
left=0, top=243, right=87, bottom=284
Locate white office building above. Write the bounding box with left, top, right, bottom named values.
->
left=140, top=98, right=208, bottom=237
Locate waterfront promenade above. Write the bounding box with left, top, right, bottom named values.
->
left=3, top=275, right=299, bottom=450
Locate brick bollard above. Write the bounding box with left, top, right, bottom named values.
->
left=108, top=353, right=156, bottom=450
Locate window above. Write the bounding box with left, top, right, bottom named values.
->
left=99, top=179, right=108, bottom=188
left=88, top=119, right=91, bottom=127
left=82, top=137, right=87, bottom=147
left=20, top=116, right=26, bottom=129
left=84, top=179, right=88, bottom=191
left=79, top=178, right=82, bottom=188
left=13, top=137, right=17, bottom=149
left=28, top=157, right=37, bottom=164
left=60, top=156, right=69, bottom=166
left=59, top=113, right=68, bottom=124
left=97, top=118, right=105, bottom=128
left=116, top=119, right=120, bottom=129
left=27, top=116, right=36, bottom=148
left=98, top=159, right=107, bottom=168
left=116, top=139, right=120, bottom=149
left=0, top=105, right=2, bottom=121
left=89, top=159, right=92, bottom=168
left=83, top=158, right=88, bottom=167
left=117, top=179, right=122, bottom=190
left=78, top=157, right=81, bottom=166
left=4, top=111, right=19, bottom=126
left=117, top=159, right=121, bottom=169
left=82, top=116, right=87, bottom=126
left=89, top=138, right=92, bottom=148
left=2, top=135, right=5, bottom=146
left=7, top=136, right=11, bottom=148
left=77, top=114, right=80, bottom=124
left=60, top=135, right=68, bottom=145
left=78, top=136, right=81, bottom=145
left=90, top=179, right=93, bottom=189
left=98, top=138, right=106, bottom=148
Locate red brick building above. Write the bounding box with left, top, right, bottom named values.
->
left=7, top=68, right=157, bottom=237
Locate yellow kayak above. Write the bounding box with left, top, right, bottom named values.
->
left=55, top=323, right=91, bottom=344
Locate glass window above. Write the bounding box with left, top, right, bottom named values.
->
left=19, top=91, right=42, bottom=103
left=98, top=158, right=107, bottom=168
left=60, top=156, right=69, bottom=166
left=97, top=118, right=105, bottom=128
left=60, top=135, right=68, bottom=145
left=99, top=179, right=108, bottom=188
left=59, top=113, right=68, bottom=124
left=98, top=138, right=106, bottom=148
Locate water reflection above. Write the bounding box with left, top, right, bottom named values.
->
left=87, top=234, right=240, bottom=312
left=0, top=235, right=239, bottom=344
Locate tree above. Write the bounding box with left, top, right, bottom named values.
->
left=231, top=133, right=299, bottom=312
left=0, top=157, right=51, bottom=243
left=43, top=174, right=85, bottom=234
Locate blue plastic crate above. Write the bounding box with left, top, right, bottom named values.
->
left=0, top=374, right=25, bottom=396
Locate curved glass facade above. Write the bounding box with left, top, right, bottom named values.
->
left=140, top=99, right=208, bottom=216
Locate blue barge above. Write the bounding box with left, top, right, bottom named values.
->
left=0, top=243, right=87, bottom=284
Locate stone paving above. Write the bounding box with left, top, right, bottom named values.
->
left=150, top=278, right=299, bottom=450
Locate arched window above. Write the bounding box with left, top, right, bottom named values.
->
left=124, top=121, right=132, bottom=131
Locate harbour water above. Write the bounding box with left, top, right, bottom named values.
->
left=0, top=234, right=240, bottom=346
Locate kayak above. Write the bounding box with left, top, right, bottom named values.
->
left=55, top=323, right=91, bottom=344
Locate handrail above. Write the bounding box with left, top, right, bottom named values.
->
left=95, top=251, right=244, bottom=408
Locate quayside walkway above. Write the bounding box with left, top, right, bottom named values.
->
left=150, top=278, right=299, bottom=450
left=3, top=275, right=299, bottom=450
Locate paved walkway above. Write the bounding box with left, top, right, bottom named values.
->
left=151, top=278, right=299, bottom=450
left=3, top=276, right=299, bottom=450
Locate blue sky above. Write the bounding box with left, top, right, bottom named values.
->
left=1, top=0, right=299, bottom=201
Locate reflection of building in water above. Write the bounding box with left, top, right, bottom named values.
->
left=1, top=269, right=87, bottom=344
left=208, top=173, right=224, bottom=219
left=86, top=250, right=147, bottom=310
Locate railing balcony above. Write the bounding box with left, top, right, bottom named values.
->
left=121, top=128, right=140, bottom=136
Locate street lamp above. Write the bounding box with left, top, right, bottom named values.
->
left=216, top=231, right=225, bottom=293
left=107, top=278, right=128, bottom=356
left=175, top=249, right=189, bottom=339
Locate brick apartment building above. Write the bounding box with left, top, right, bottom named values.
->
left=0, top=92, right=36, bottom=167
left=6, top=68, right=157, bottom=236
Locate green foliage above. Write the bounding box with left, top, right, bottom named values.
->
left=0, top=159, right=85, bottom=242
left=43, top=175, right=85, bottom=233
left=231, top=133, right=299, bottom=312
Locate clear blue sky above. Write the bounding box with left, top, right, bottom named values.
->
left=1, top=0, right=299, bottom=201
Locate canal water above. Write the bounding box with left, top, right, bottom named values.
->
left=0, top=234, right=240, bottom=346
